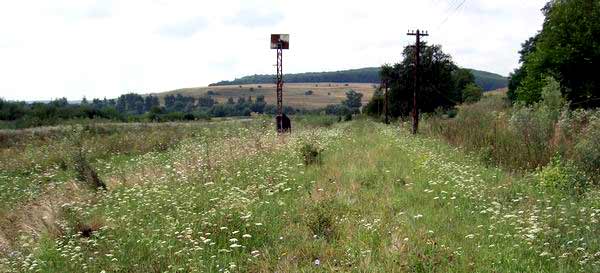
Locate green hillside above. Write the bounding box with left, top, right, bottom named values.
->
left=210, top=67, right=380, bottom=87
left=469, top=69, right=509, bottom=91
left=211, top=67, right=508, bottom=91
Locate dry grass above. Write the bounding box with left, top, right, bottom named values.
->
left=151, top=83, right=377, bottom=109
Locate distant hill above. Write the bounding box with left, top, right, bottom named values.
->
left=469, top=69, right=509, bottom=91
left=211, top=67, right=508, bottom=91
left=155, top=83, right=377, bottom=110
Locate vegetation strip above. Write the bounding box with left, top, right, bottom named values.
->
left=2, top=119, right=598, bottom=272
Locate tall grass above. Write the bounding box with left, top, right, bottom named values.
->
left=1, top=119, right=598, bottom=272
left=422, top=87, right=600, bottom=184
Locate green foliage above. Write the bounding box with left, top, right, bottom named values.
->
left=573, top=116, right=600, bottom=183
left=454, top=68, right=476, bottom=97
left=72, top=152, right=106, bottom=191
left=1, top=119, right=599, bottom=272
left=374, top=43, right=469, bottom=118
left=211, top=67, right=381, bottom=86
left=324, top=104, right=351, bottom=116
left=299, top=142, right=322, bottom=166
left=540, top=76, right=562, bottom=104
left=462, top=83, right=483, bottom=104
left=363, top=88, right=385, bottom=117
left=510, top=0, right=600, bottom=107
left=68, top=127, right=107, bottom=191
left=0, top=93, right=274, bottom=128
left=342, top=89, right=363, bottom=112
left=344, top=113, right=352, bottom=121
left=293, top=115, right=335, bottom=128
left=423, top=84, right=600, bottom=181
left=306, top=199, right=339, bottom=241
left=538, top=156, right=589, bottom=195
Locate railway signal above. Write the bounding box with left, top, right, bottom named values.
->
left=270, top=34, right=291, bottom=133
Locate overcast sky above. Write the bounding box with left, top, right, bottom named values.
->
left=0, top=0, right=548, bottom=101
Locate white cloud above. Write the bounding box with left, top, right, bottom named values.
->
left=0, top=0, right=547, bottom=101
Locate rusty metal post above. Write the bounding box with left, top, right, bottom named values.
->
left=270, top=34, right=291, bottom=133
left=276, top=42, right=283, bottom=130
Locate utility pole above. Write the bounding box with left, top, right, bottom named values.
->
left=382, top=80, right=390, bottom=124
left=407, top=29, right=428, bottom=134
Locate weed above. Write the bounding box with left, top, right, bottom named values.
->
left=538, top=156, right=590, bottom=195
left=299, top=142, right=322, bottom=166
left=306, top=200, right=338, bottom=241
left=72, top=152, right=106, bottom=190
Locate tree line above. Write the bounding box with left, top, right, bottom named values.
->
left=0, top=90, right=364, bottom=129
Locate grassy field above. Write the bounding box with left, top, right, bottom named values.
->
left=154, top=83, right=377, bottom=110
left=0, top=117, right=598, bottom=272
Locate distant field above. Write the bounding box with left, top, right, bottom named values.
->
left=152, top=83, right=377, bottom=109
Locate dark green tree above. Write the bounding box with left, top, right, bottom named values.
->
left=374, top=43, right=460, bottom=118
left=453, top=68, right=476, bottom=102
left=510, top=0, right=600, bottom=107
left=342, top=90, right=363, bottom=113
left=144, top=96, right=160, bottom=111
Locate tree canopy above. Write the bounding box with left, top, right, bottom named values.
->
left=509, top=0, right=600, bottom=108
left=366, top=43, right=473, bottom=118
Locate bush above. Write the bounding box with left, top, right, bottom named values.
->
left=344, top=113, right=352, bottom=121
left=324, top=104, right=351, bottom=116
left=73, top=152, right=107, bottom=190
left=573, top=116, right=600, bottom=183
left=538, top=156, right=589, bottom=195
left=299, top=142, right=322, bottom=166
left=462, top=83, right=483, bottom=104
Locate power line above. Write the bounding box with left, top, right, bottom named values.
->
left=437, top=0, right=468, bottom=28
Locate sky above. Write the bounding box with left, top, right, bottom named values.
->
left=0, top=0, right=549, bottom=101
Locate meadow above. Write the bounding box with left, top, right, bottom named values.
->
left=0, top=115, right=598, bottom=272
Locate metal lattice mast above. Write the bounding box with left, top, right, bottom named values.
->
left=276, top=43, right=283, bottom=117
left=271, top=34, right=290, bottom=133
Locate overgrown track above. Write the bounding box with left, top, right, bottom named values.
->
left=1, top=119, right=598, bottom=272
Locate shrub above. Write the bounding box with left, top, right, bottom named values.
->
left=68, top=126, right=107, bottom=190
left=299, top=142, right=322, bottom=166
left=344, top=113, right=352, bottom=121
left=538, top=156, right=589, bottom=195
left=573, top=116, right=600, bottom=183
left=72, top=151, right=106, bottom=190
left=462, top=83, right=483, bottom=104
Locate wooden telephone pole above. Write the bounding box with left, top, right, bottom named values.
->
left=382, top=80, right=390, bottom=124
left=407, top=29, right=428, bottom=134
